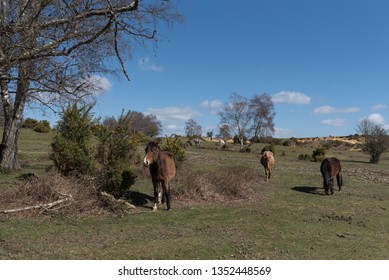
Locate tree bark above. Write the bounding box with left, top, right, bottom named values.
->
left=0, top=63, right=30, bottom=171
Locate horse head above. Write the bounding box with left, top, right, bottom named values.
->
left=143, top=141, right=160, bottom=167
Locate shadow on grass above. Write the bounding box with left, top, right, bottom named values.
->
left=128, top=191, right=154, bottom=208
left=292, top=186, right=325, bottom=196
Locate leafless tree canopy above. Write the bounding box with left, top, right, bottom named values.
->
left=1, top=0, right=182, bottom=106
left=0, top=0, right=182, bottom=171
left=218, top=92, right=276, bottom=150
left=185, top=118, right=202, bottom=137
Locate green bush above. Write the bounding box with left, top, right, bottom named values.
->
left=50, top=102, right=96, bottom=175
left=95, top=111, right=138, bottom=197
left=261, top=144, right=275, bottom=155
left=162, top=135, right=186, bottom=168
left=33, top=120, right=51, bottom=133
left=312, top=148, right=326, bottom=162
left=23, top=118, right=38, bottom=129
left=298, top=154, right=312, bottom=161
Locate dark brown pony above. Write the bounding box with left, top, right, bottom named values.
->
left=143, top=141, right=176, bottom=211
left=320, top=157, right=343, bottom=195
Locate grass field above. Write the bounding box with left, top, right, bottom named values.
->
left=0, top=129, right=388, bottom=259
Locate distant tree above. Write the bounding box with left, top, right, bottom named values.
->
left=206, top=130, right=213, bottom=139
left=219, top=93, right=251, bottom=151
left=103, top=110, right=161, bottom=137
left=357, top=118, right=388, bottom=163
left=249, top=93, right=276, bottom=138
left=185, top=119, right=202, bottom=137
left=218, top=124, right=231, bottom=140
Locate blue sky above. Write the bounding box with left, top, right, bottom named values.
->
left=27, top=0, right=389, bottom=138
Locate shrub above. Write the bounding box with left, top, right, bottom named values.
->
left=95, top=111, right=138, bottom=197
left=33, top=120, right=51, bottom=133
left=298, top=154, right=312, bottom=161
left=261, top=144, right=275, bottom=155
left=312, top=148, right=326, bottom=162
left=50, top=102, right=96, bottom=175
left=23, top=118, right=38, bottom=129
left=162, top=135, right=186, bottom=168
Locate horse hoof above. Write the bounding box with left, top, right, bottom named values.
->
left=166, top=208, right=172, bottom=211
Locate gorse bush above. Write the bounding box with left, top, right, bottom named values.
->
left=312, top=148, right=326, bottom=162
left=50, top=103, right=96, bottom=175
left=162, top=135, right=186, bottom=168
left=95, top=111, right=138, bottom=197
left=33, top=120, right=51, bottom=133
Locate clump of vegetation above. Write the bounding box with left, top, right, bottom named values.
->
left=50, top=103, right=96, bottom=175
left=162, top=135, right=186, bottom=168
left=312, top=147, right=326, bottom=162
left=173, top=164, right=259, bottom=204
left=261, top=144, right=275, bottom=155
left=95, top=111, right=139, bottom=198
left=298, top=154, right=312, bottom=161
left=23, top=118, right=51, bottom=133
left=357, top=119, right=388, bottom=164
left=33, top=120, right=51, bottom=133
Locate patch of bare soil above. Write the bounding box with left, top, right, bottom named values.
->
left=343, top=167, right=389, bottom=184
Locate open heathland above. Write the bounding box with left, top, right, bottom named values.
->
left=0, top=130, right=388, bottom=259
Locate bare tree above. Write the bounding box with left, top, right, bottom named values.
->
left=0, top=0, right=182, bottom=171
left=185, top=118, right=202, bottom=137
left=249, top=93, right=275, bottom=140
left=103, top=110, right=162, bottom=137
left=217, top=124, right=231, bottom=140
left=357, top=118, right=388, bottom=164
left=219, top=93, right=251, bottom=151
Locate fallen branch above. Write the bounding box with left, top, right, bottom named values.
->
left=1, top=194, right=72, bottom=214
left=100, top=191, right=136, bottom=210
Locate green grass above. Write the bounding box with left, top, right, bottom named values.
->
left=0, top=131, right=388, bottom=259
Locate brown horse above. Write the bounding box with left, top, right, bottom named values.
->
left=260, top=151, right=275, bottom=181
left=143, top=141, right=176, bottom=211
left=320, top=157, right=343, bottom=195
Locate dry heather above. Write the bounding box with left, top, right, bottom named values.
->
left=0, top=172, right=112, bottom=217
left=172, top=164, right=261, bottom=205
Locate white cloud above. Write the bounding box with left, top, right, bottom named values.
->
left=138, top=57, right=164, bottom=72
left=314, top=105, right=359, bottom=114
left=367, top=113, right=385, bottom=125
left=201, top=99, right=222, bottom=114
left=372, top=104, right=387, bottom=111
left=145, top=106, right=202, bottom=135
left=314, top=105, right=335, bottom=114
left=321, top=118, right=347, bottom=127
left=274, top=127, right=298, bottom=138
left=272, top=91, right=311, bottom=104
left=87, top=75, right=112, bottom=94
left=339, top=107, right=360, bottom=113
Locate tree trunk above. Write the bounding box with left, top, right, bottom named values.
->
left=0, top=65, right=29, bottom=172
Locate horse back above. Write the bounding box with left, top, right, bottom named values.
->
left=158, top=151, right=176, bottom=180
left=321, top=157, right=341, bottom=177
left=261, top=151, right=274, bottom=168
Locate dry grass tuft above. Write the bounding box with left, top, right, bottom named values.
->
left=172, top=164, right=261, bottom=205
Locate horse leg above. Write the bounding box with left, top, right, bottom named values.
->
left=264, top=168, right=268, bottom=182
left=162, top=180, right=172, bottom=211
left=329, top=178, right=334, bottom=195
left=153, top=182, right=162, bottom=211
left=336, top=173, right=343, bottom=192
left=323, top=179, right=329, bottom=195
